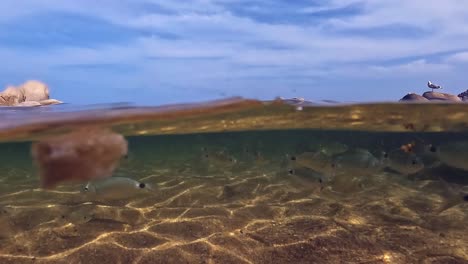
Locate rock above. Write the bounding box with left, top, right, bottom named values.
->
left=38, top=99, right=63, bottom=106
left=457, top=90, right=468, bottom=101
left=0, top=94, right=21, bottom=106
left=273, top=97, right=317, bottom=107
left=1, top=86, right=25, bottom=104
left=15, top=101, right=42, bottom=107
left=399, top=93, right=429, bottom=102
left=422, top=91, right=462, bottom=102
left=0, top=80, right=62, bottom=107
left=19, top=80, right=50, bottom=101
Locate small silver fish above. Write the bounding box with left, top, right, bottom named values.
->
left=332, top=149, right=384, bottom=176
left=382, top=149, right=424, bottom=175
left=294, top=148, right=383, bottom=178
left=82, top=177, right=152, bottom=201
left=59, top=206, right=95, bottom=224
left=317, top=142, right=349, bottom=156
left=431, top=141, right=468, bottom=171
left=293, top=151, right=335, bottom=176
left=288, top=164, right=332, bottom=187
left=200, top=148, right=237, bottom=168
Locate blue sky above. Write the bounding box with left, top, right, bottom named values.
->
left=1, top=1, right=468, bottom=105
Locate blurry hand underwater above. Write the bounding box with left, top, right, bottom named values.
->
left=31, top=128, right=128, bottom=189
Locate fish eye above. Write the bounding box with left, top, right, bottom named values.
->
left=83, top=187, right=89, bottom=192
left=429, top=145, right=437, bottom=152
left=411, top=160, right=417, bottom=165
left=288, top=169, right=294, bottom=175
left=463, top=194, right=468, bottom=202
left=290, top=156, right=296, bottom=161
left=139, top=183, right=146, bottom=189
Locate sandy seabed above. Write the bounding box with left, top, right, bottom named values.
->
left=0, top=157, right=467, bottom=264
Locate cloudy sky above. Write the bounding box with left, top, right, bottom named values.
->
left=1, top=1, right=468, bottom=105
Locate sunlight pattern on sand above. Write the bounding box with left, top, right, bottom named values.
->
left=0, top=130, right=467, bottom=263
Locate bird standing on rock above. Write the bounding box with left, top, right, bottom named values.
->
left=427, top=81, right=442, bottom=92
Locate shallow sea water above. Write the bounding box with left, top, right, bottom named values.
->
left=0, top=98, right=467, bottom=263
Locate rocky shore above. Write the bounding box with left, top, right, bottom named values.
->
left=0, top=80, right=62, bottom=107
left=399, top=91, right=465, bottom=102
left=400, top=81, right=468, bottom=102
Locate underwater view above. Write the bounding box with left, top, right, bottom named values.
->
left=0, top=98, right=467, bottom=263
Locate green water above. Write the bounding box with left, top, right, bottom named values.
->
left=0, top=100, right=467, bottom=263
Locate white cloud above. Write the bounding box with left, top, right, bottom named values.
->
left=300, top=0, right=361, bottom=14
left=445, top=52, right=468, bottom=63
left=323, top=0, right=468, bottom=30
left=1, top=0, right=468, bottom=103
left=368, top=59, right=452, bottom=75
left=2, top=1, right=468, bottom=64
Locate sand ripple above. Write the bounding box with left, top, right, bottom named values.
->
left=0, top=165, right=466, bottom=264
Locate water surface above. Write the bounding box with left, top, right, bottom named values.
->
left=0, top=98, right=467, bottom=263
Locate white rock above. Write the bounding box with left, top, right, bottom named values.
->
left=39, top=99, right=63, bottom=105
left=1, top=86, right=25, bottom=104
left=19, top=80, right=50, bottom=101
left=15, top=101, right=42, bottom=107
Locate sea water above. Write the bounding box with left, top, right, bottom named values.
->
left=0, top=98, right=467, bottom=263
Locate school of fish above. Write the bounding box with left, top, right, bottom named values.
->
left=28, top=130, right=468, bottom=204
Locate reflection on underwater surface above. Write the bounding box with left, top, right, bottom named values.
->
left=0, top=99, right=467, bottom=263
